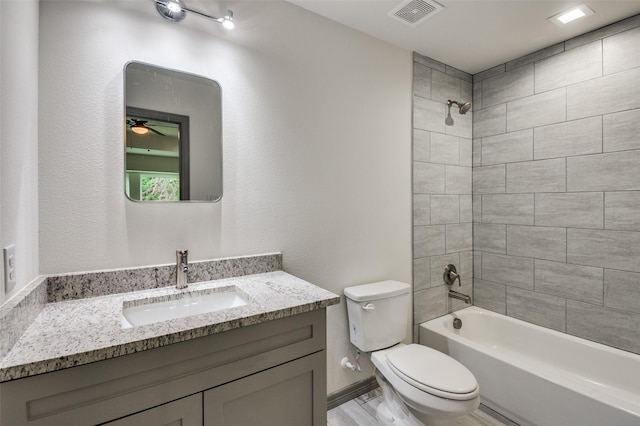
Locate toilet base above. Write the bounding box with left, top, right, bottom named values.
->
left=376, top=401, right=423, bottom=426
left=376, top=401, right=460, bottom=426
left=376, top=371, right=424, bottom=425
left=375, top=371, right=462, bottom=426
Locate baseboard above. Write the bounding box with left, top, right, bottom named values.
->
left=479, top=404, right=520, bottom=426
left=327, top=377, right=379, bottom=411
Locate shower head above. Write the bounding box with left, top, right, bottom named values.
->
left=447, top=100, right=472, bottom=115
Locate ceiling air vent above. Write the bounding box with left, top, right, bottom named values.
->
left=388, top=0, right=444, bottom=27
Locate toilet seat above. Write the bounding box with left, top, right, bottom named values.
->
left=386, top=344, right=478, bottom=401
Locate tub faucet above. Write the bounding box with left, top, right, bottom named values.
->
left=448, top=289, right=471, bottom=304
left=176, top=250, right=189, bottom=289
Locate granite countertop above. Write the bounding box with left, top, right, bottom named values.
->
left=0, top=271, right=340, bottom=382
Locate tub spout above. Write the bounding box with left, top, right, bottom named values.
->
left=448, top=289, right=471, bottom=304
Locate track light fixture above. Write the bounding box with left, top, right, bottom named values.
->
left=155, top=0, right=235, bottom=29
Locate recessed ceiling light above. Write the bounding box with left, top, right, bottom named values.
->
left=548, top=4, right=595, bottom=26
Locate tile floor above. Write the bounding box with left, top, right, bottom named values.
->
left=327, top=388, right=512, bottom=426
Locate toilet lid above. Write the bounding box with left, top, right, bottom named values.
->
left=387, top=344, right=477, bottom=398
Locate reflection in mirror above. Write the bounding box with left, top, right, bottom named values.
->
left=126, top=107, right=189, bottom=201
left=124, top=62, right=222, bottom=202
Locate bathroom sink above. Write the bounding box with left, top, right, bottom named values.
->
left=122, top=287, right=249, bottom=328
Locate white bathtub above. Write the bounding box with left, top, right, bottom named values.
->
left=419, top=306, right=640, bottom=426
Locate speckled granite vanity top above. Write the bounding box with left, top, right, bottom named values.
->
left=0, top=255, right=339, bottom=382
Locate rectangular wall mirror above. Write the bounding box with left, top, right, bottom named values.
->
left=124, top=61, right=223, bottom=202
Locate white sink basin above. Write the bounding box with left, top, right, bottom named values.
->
left=122, top=288, right=249, bottom=328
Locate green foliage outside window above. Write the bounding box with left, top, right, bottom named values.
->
left=141, top=176, right=180, bottom=201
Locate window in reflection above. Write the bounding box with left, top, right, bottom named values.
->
left=125, top=107, right=190, bottom=201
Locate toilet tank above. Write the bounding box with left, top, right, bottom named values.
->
left=344, top=281, right=410, bottom=352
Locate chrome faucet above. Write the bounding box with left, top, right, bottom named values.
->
left=176, top=250, right=189, bottom=289
left=448, top=289, right=472, bottom=304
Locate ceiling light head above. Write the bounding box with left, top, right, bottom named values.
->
left=155, top=1, right=236, bottom=30
left=156, top=0, right=186, bottom=22
left=548, top=4, right=594, bottom=27
left=222, top=10, right=235, bottom=30
left=131, top=125, right=150, bottom=135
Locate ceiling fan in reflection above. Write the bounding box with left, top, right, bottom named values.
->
left=126, top=118, right=170, bottom=136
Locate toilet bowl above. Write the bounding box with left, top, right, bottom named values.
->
left=372, top=344, right=479, bottom=426
left=344, top=281, right=479, bottom=426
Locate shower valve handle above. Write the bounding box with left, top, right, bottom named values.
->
left=444, top=264, right=461, bottom=286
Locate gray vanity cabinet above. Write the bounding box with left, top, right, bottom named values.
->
left=0, top=309, right=327, bottom=426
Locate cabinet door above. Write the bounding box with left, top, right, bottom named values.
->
left=204, top=352, right=326, bottom=426
left=101, top=393, right=202, bottom=426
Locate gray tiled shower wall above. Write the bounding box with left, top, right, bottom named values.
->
left=412, top=53, right=474, bottom=332
left=413, top=15, right=640, bottom=351
left=471, top=15, right=640, bottom=355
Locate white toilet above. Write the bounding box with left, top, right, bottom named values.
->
left=344, top=280, right=479, bottom=426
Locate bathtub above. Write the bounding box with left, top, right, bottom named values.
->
left=419, top=306, right=640, bottom=426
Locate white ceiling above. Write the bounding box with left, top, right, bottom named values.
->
left=289, top=1, right=640, bottom=74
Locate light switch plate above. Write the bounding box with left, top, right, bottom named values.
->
left=4, top=244, right=16, bottom=293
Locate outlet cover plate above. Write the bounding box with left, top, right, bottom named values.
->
left=4, top=244, right=16, bottom=293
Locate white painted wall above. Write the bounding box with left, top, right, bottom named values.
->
left=0, top=0, right=39, bottom=305
left=38, top=1, right=412, bottom=393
